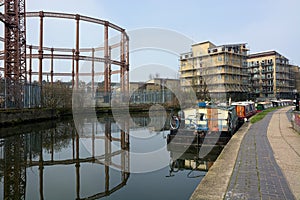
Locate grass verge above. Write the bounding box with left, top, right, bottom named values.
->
left=250, top=107, right=281, bottom=124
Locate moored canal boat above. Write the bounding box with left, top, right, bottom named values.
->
left=167, top=102, right=239, bottom=148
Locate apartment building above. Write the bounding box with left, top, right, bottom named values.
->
left=293, top=66, right=300, bottom=91
left=180, top=41, right=249, bottom=102
left=247, top=51, right=295, bottom=99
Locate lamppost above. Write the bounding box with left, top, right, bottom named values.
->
left=293, top=89, right=299, bottom=111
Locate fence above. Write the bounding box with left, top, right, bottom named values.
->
left=0, top=79, right=41, bottom=108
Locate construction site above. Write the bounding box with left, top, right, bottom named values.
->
left=180, top=41, right=249, bottom=102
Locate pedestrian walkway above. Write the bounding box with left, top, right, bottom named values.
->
left=190, top=107, right=300, bottom=200
left=225, top=107, right=298, bottom=200
left=268, top=107, right=300, bottom=199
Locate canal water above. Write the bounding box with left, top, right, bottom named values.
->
left=0, top=114, right=226, bottom=200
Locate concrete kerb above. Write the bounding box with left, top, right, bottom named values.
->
left=190, top=122, right=251, bottom=200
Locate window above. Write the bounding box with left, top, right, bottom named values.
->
left=268, top=80, right=273, bottom=85
left=268, top=66, right=272, bottom=71
left=218, top=56, right=222, bottom=61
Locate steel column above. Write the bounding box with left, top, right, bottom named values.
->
left=50, top=48, right=53, bottom=85
left=28, top=45, right=32, bottom=84
left=125, top=35, right=129, bottom=93
left=75, top=15, right=80, bottom=89
left=72, top=49, right=75, bottom=88
left=92, top=48, right=95, bottom=96
left=120, top=31, right=125, bottom=93
left=38, top=11, right=43, bottom=84
left=104, top=21, right=109, bottom=93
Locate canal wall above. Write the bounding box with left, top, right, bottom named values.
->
left=0, top=104, right=178, bottom=127
left=190, top=122, right=251, bottom=200
left=291, top=111, right=300, bottom=133
left=0, top=108, right=61, bottom=126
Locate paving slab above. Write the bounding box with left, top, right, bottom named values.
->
left=268, top=107, right=300, bottom=200
left=191, top=107, right=299, bottom=200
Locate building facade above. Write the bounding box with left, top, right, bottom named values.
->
left=247, top=51, right=296, bottom=99
left=129, top=78, right=180, bottom=105
left=293, top=66, right=300, bottom=93
left=180, top=41, right=249, bottom=102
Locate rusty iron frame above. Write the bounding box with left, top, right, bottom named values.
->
left=24, top=11, right=129, bottom=95
left=0, top=0, right=26, bottom=108
left=0, top=10, right=129, bottom=107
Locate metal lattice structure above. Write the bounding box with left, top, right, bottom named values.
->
left=4, top=136, right=26, bottom=200
left=0, top=3, right=129, bottom=108
left=0, top=0, right=26, bottom=108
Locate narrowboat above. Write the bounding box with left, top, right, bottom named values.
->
left=169, top=102, right=239, bottom=136
left=256, top=101, right=273, bottom=112
left=231, top=101, right=256, bottom=122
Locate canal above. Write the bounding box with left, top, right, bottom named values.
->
left=0, top=114, right=228, bottom=200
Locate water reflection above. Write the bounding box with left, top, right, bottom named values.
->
left=0, top=118, right=129, bottom=200
left=166, top=133, right=230, bottom=178
left=0, top=114, right=230, bottom=200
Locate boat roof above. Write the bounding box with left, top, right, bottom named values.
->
left=231, top=101, right=254, bottom=105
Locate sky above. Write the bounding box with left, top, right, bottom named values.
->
left=1, top=0, right=300, bottom=82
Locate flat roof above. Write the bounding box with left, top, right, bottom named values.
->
left=248, top=50, right=287, bottom=59
left=191, top=41, right=215, bottom=47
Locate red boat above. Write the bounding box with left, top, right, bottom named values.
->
left=231, top=101, right=256, bottom=122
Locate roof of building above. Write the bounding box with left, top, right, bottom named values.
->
left=248, top=50, right=287, bottom=59
left=212, top=43, right=247, bottom=49
left=191, top=41, right=215, bottom=47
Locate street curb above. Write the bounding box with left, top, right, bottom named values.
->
left=190, top=122, right=251, bottom=200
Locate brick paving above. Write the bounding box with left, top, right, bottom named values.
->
left=225, top=111, right=295, bottom=200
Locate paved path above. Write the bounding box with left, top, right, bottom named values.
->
left=190, top=107, right=300, bottom=200
left=268, top=107, right=300, bottom=199
left=225, top=108, right=297, bottom=200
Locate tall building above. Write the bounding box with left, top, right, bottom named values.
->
left=293, top=66, right=300, bottom=93
left=247, top=51, right=295, bottom=99
left=180, top=41, right=249, bottom=102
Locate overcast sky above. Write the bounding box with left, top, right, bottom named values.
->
left=2, top=0, right=300, bottom=81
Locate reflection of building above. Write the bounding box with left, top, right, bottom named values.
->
left=248, top=51, right=296, bottom=99
left=0, top=118, right=130, bottom=199
left=180, top=41, right=249, bottom=102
